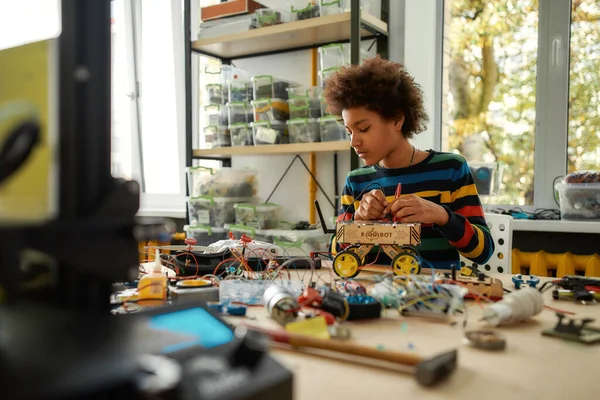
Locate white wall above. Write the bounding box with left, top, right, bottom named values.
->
left=233, top=51, right=350, bottom=225
left=403, top=0, right=439, bottom=152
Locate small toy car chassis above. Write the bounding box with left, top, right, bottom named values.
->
left=331, top=220, right=422, bottom=278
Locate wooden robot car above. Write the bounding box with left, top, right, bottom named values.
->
left=315, top=201, right=422, bottom=278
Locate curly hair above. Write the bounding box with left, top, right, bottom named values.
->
left=323, top=55, right=428, bottom=138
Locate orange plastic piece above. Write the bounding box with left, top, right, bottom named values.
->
left=512, top=249, right=600, bottom=277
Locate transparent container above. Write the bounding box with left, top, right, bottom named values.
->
left=319, top=94, right=332, bottom=116
left=230, top=123, right=254, bottom=146
left=318, top=67, right=341, bottom=88
left=184, top=225, right=228, bottom=247
left=188, top=196, right=254, bottom=227
left=251, top=98, right=289, bottom=122
left=223, top=224, right=270, bottom=242
left=206, top=83, right=226, bottom=104
left=319, top=116, right=346, bottom=142
left=290, top=0, right=321, bottom=21
left=556, top=182, right=600, bottom=221
left=226, top=101, right=252, bottom=125
left=204, top=125, right=231, bottom=148
left=318, top=43, right=346, bottom=70
left=227, top=80, right=253, bottom=102
left=287, top=118, right=320, bottom=143
left=269, top=228, right=332, bottom=257
left=189, top=167, right=258, bottom=198
left=204, top=104, right=228, bottom=126
left=288, top=97, right=321, bottom=119
left=252, top=75, right=296, bottom=100
left=201, top=126, right=215, bottom=149
left=234, top=203, right=282, bottom=229
left=255, top=8, right=287, bottom=28
left=319, top=0, right=343, bottom=16
left=251, top=120, right=288, bottom=145
left=286, top=86, right=321, bottom=99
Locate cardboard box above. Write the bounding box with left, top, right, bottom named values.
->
left=201, top=0, right=263, bottom=22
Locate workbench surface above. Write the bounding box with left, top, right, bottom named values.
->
left=222, top=268, right=600, bottom=400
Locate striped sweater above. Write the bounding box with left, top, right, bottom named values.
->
left=334, top=151, right=495, bottom=270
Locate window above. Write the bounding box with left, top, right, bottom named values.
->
left=568, top=0, right=600, bottom=173
left=442, top=0, right=599, bottom=209
left=110, top=0, right=187, bottom=216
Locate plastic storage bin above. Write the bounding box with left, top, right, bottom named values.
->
left=286, top=86, right=321, bottom=99
left=318, top=67, right=341, bottom=88
left=184, top=225, right=228, bottom=247
left=206, top=83, right=226, bottom=104
left=204, top=125, right=231, bottom=148
left=204, top=104, right=228, bottom=126
left=201, top=126, right=215, bottom=149
left=319, top=116, right=346, bottom=141
left=252, top=75, right=295, bottom=99
left=319, top=94, right=332, bottom=116
left=269, top=228, right=332, bottom=257
left=288, top=97, right=321, bottom=119
left=188, top=196, right=254, bottom=227
left=230, top=123, right=254, bottom=146
left=319, top=0, right=343, bottom=16
left=318, top=43, right=346, bottom=70
left=251, top=98, right=289, bottom=122
left=555, top=182, right=600, bottom=220
left=234, top=203, right=281, bottom=229
left=227, top=80, right=253, bottom=102
left=251, top=120, right=288, bottom=145
left=255, top=8, right=286, bottom=28
left=187, top=167, right=258, bottom=198
left=226, top=101, right=253, bottom=124
left=290, top=0, right=321, bottom=20
left=287, top=118, right=320, bottom=143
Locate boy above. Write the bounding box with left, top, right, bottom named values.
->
left=323, top=56, right=494, bottom=270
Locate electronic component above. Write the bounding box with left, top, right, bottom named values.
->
left=481, top=287, right=544, bottom=326
left=263, top=285, right=300, bottom=326
left=512, top=274, right=540, bottom=289
left=454, top=274, right=504, bottom=300
left=463, top=330, right=506, bottom=351
left=346, top=295, right=381, bottom=320
left=542, top=313, right=600, bottom=344
left=543, top=275, right=600, bottom=305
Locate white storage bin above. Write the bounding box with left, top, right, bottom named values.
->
left=188, top=196, right=254, bottom=227
left=230, top=123, right=254, bottom=146
left=184, top=225, right=228, bottom=247
left=288, top=97, right=321, bottom=119
left=251, top=98, right=289, bottom=122
left=251, top=121, right=288, bottom=145
left=556, top=182, right=600, bottom=220
left=234, top=203, right=282, bottom=229
left=287, top=118, right=320, bottom=143
left=187, top=167, right=258, bottom=198
left=319, top=116, right=346, bottom=141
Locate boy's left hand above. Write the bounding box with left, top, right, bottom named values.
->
left=388, top=195, right=449, bottom=226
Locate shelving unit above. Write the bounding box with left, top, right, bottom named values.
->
left=183, top=0, right=390, bottom=222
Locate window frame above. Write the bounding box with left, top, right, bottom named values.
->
left=438, top=0, right=577, bottom=212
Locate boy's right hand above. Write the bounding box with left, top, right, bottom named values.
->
left=354, top=189, right=390, bottom=220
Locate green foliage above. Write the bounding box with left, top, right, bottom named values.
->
left=446, top=0, right=600, bottom=205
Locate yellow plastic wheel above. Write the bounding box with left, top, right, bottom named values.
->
left=392, top=252, right=421, bottom=276
left=332, top=251, right=362, bottom=278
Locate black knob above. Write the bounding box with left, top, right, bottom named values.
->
left=230, top=326, right=268, bottom=369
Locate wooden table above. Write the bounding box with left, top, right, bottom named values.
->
left=221, top=268, right=600, bottom=400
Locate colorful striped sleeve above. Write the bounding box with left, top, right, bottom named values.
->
left=435, top=160, right=495, bottom=265
left=337, top=177, right=355, bottom=222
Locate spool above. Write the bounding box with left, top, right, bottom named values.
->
left=482, top=287, right=544, bottom=326
left=263, top=285, right=299, bottom=326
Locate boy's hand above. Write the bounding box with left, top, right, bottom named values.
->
left=389, top=194, right=450, bottom=226
left=354, top=189, right=389, bottom=220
